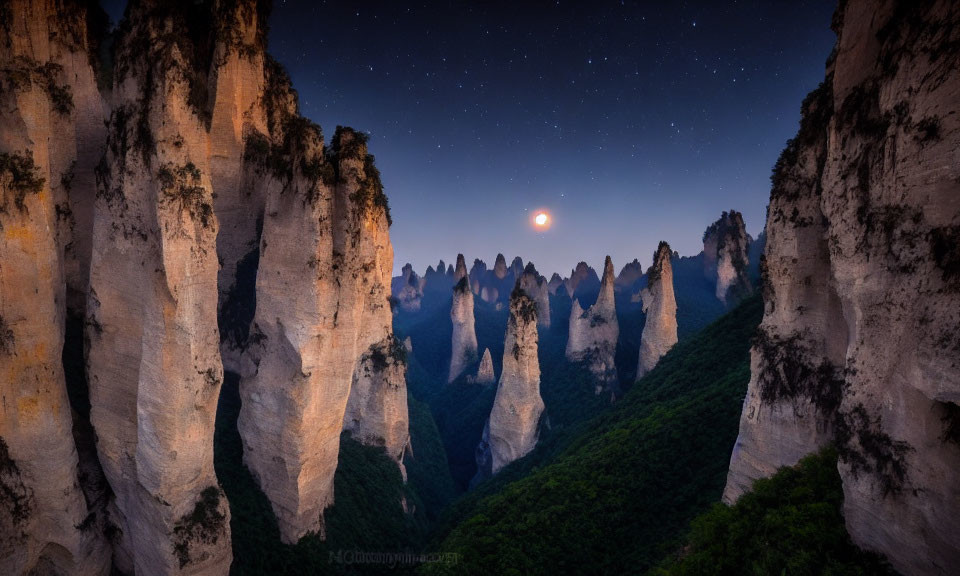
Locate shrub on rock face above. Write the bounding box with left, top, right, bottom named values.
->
left=157, top=162, right=213, bottom=229
left=0, top=151, right=46, bottom=213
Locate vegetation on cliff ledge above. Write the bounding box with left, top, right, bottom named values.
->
left=0, top=151, right=46, bottom=213
left=650, top=447, right=896, bottom=576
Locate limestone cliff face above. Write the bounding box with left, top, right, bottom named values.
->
left=477, top=286, right=544, bottom=476
left=724, top=2, right=960, bottom=574
left=469, top=348, right=496, bottom=384
left=702, top=210, right=752, bottom=304
left=566, top=257, right=619, bottom=390
left=0, top=1, right=110, bottom=572
left=517, top=263, right=551, bottom=329
left=449, top=254, right=478, bottom=382
left=468, top=258, right=486, bottom=295
left=85, top=1, right=266, bottom=571
left=637, top=242, right=678, bottom=379
left=240, top=125, right=408, bottom=543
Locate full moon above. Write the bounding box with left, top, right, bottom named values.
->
left=535, top=212, right=548, bottom=227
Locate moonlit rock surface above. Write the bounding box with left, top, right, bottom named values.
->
left=517, top=263, right=552, bottom=328
left=449, top=254, right=479, bottom=382
left=702, top=210, right=752, bottom=304
left=240, top=127, right=408, bottom=544
left=724, top=2, right=960, bottom=573
left=484, top=287, right=544, bottom=474
left=637, top=242, right=678, bottom=378
left=566, top=256, right=619, bottom=391
left=473, top=348, right=497, bottom=384
left=0, top=1, right=109, bottom=572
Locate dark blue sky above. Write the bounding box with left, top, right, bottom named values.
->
left=107, top=1, right=838, bottom=277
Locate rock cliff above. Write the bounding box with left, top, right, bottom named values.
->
left=0, top=1, right=110, bottom=572
left=702, top=210, right=753, bottom=304
left=449, top=254, right=478, bottom=382
left=476, top=285, right=544, bottom=477
left=637, top=242, right=678, bottom=378
left=239, top=125, right=408, bottom=543
left=566, top=257, right=619, bottom=390
left=615, top=258, right=644, bottom=292
left=724, top=2, right=960, bottom=574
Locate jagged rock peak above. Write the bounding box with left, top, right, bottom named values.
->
left=566, top=257, right=619, bottom=390
left=547, top=272, right=564, bottom=294
left=450, top=254, right=478, bottom=382
left=637, top=242, right=678, bottom=379
left=476, top=285, right=545, bottom=477
left=510, top=256, right=525, bottom=278
left=703, top=209, right=752, bottom=304
left=564, top=261, right=599, bottom=297
left=494, top=253, right=509, bottom=278
left=518, top=261, right=551, bottom=328
left=472, top=348, right=496, bottom=384
left=393, top=263, right=423, bottom=312
left=724, top=2, right=960, bottom=574
left=615, top=258, right=644, bottom=289
left=454, top=253, right=469, bottom=282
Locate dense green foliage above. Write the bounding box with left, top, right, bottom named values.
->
left=650, top=447, right=896, bottom=576
left=422, top=296, right=763, bottom=574
left=215, top=375, right=454, bottom=575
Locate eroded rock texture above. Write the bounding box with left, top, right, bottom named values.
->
left=392, top=263, right=424, bottom=312
left=470, top=348, right=496, bottom=384
left=449, top=254, right=478, bottom=382
left=240, top=126, right=408, bottom=543
left=566, top=256, right=619, bottom=390
left=476, top=286, right=544, bottom=477
left=517, top=262, right=551, bottom=329
left=85, top=1, right=260, bottom=571
left=724, top=2, right=960, bottom=574
left=637, top=242, right=678, bottom=379
left=0, top=1, right=110, bottom=573
left=703, top=210, right=752, bottom=304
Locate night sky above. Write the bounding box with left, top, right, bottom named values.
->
left=106, top=1, right=838, bottom=277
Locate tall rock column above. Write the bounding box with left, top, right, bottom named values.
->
left=703, top=210, right=752, bottom=304
left=566, top=256, right=619, bottom=390
left=637, top=242, right=678, bottom=378
left=86, top=4, right=233, bottom=573
left=239, top=126, right=408, bottom=543
left=517, top=262, right=551, bottom=329
left=725, top=2, right=960, bottom=574
left=449, top=254, right=479, bottom=382
left=477, top=285, right=545, bottom=477
left=0, top=1, right=108, bottom=573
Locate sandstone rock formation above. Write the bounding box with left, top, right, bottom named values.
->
left=517, top=263, right=551, bottom=329
left=563, top=261, right=600, bottom=299
left=2, top=0, right=411, bottom=570
left=449, top=254, right=478, bottom=383
left=724, top=3, right=960, bottom=574
left=547, top=273, right=564, bottom=295
left=509, top=256, right=525, bottom=279
left=493, top=253, right=508, bottom=279
left=615, top=259, right=644, bottom=292
left=393, top=263, right=424, bottom=312
left=0, top=1, right=110, bottom=572
left=470, top=348, right=496, bottom=384
left=637, top=242, right=678, bottom=378
left=702, top=210, right=752, bottom=304
left=476, top=286, right=544, bottom=477
left=566, top=257, right=619, bottom=390
left=240, top=125, right=408, bottom=543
